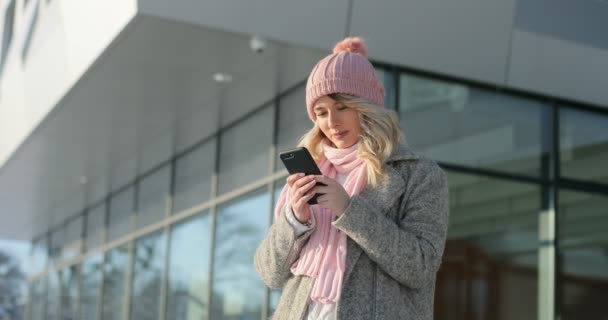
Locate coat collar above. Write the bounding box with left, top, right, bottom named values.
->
left=386, top=144, right=418, bottom=163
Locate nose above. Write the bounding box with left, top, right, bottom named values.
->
left=327, top=111, right=340, bottom=128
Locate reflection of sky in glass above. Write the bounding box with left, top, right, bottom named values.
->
left=131, top=231, right=166, bottom=320
left=80, top=254, right=102, bottom=320
left=102, top=245, right=130, bottom=320
left=212, top=188, right=270, bottom=319
left=560, top=109, right=608, bottom=184
left=399, top=74, right=548, bottom=176
left=168, top=211, right=211, bottom=320
left=46, top=272, right=60, bottom=320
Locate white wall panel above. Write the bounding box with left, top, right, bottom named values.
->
left=139, top=0, right=349, bottom=51
left=508, top=30, right=608, bottom=108
left=349, top=0, right=515, bottom=85
left=0, top=0, right=137, bottom=169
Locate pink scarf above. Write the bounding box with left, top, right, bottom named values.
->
left=274, top=140, right=368, bottom=303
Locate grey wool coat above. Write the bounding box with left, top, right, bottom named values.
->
left=254, top=145, right=449, bottom=320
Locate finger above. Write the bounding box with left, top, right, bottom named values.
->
left=313, top=175, right=333, bottom=186
left=295, top=191, right=315, bottom=207
left=311, top=185, right=330, bottom=194
left=287, top=173, right=305, bottom=186
left=295, top=175, right=315, bottom=189
left=296, top=180, right=316, bottom=199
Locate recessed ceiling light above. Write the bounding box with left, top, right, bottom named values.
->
left=213, top=73, right=233, bottom=83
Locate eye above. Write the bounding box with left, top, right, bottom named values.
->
left=316, top=111, right=327, bottom=117
left=337, top=105, right=348, bottom=111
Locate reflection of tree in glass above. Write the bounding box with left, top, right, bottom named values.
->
left=131, top=233, right=165, bottom=320
left=101, top=246, right=129, bottom=320
left=80, top=256, right=103, bottom=320
left=0, top=250, right=25, bottom=320
left=211, top=190, right=269, bottom=320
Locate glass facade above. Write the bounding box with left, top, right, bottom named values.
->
left=167, top=211, right=212, bottom=320
left=24, top=61, right=608, bottom=320
left=211, top=189, right=270, bottom=320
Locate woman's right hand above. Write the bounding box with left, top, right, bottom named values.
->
left=286, top=173, right=317, bottom=224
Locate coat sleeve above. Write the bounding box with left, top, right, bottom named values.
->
left=332, top=158, right=449, bottom=289
left=254, top=205, right=315, bottom=288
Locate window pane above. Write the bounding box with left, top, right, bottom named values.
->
left=29, top=277, right=46, bottom=320
left=137, top=165, right=170, bottom=229
left=80, top=254, right=102, bottom=320
left=399, top=74, right=547, bottom=176
left=101, top=245, right=130, bottom=320
left=63, top=216, right=83, bottom=260
left=131, top=231, right=166, bottom=320
left=560, top=108, right=608, bottom=184
left=108, top=187, right=135, bottom=241
left=276, top=87, right=309, bottom=167
left=49, top=228, right=63, bottom=265
left=86, top=203, right=106, bottom=251
left=167, top=211, right=211, bottom=320
left=559, top=190, right=608, bottom=320
left=376, top=68, right=395, bottom=109
left=218, top=106, right=273, bottom=194
left=46, top=272, right=60, bottom=320
left=61, top=265, right=79, bottom=319
left=174, top=139, right=215, bottom=213
left=31, top=237, right=48, bottom=275
left=436, top=171, right=540, bottom=320
left=211, top=188, right=270, bottom=319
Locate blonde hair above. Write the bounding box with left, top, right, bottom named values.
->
left=298, top=94, right=403, bottom=187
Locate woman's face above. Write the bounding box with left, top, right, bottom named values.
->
left=313, top=96, right=362, bottom=149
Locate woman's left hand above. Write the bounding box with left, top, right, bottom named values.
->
left=311, top=175, right=351, bottom=217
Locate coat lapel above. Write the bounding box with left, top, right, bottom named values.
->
left=342, top=144, right=417, bottom=283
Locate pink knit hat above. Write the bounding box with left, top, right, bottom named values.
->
left=305, top=37, right=385, bottom=121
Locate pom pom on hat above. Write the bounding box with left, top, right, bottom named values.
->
left=305, top=37, right=384, bottom=121
left=332, top=37, right=368, bottom=57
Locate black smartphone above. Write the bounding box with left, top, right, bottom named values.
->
left=279, top=147, right=326, bottom=205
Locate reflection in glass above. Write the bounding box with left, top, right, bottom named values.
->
left=46, top=272, right=60, bottom=320
left=85, top=204, right=105, bottom=251
left=62, top=216, right=83, bottom=261
left=167, top=211, right=211, bottom=320
left=130, top=231, right=166, bottom=320
left=80, top=254, right=102, bottom=320
left=29, top=278, right=46, bottom=320
left=218, top=107, right=273, bottom=194
left=560, top=108, right=608, bottom=184
left=101, top=245, right=130, bottom=320
left=61, top=265, right=79, bottom=320
left=399, top=74, right=547, bottom=176
left=559, top=190, right=608, bottom=319
left=49, top=228, right=63, bottom=265
left=173, top=140, right=215, bottom=214
left=108, top=187, right=135, bottom=241
left=276, top=87, right=310, bottom=169
left=376, top=68, right=395, bottom=109
left=436, top=171, right=540, bottom=320
left=137, top=165, right=170, bottom=229
left=31, top=237, right=48, bottom=276
left=211, top=188, right=270, bottom=319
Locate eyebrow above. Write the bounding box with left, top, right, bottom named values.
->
left=314, top=102, right=340, bottom=112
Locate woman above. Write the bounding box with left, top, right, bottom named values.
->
left=254, top=37, right=449, bottom=320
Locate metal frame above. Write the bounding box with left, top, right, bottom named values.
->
left=24, top=60, right=608, bottom=320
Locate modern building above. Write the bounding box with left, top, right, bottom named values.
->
left=0, top=0, right=607, bottom=319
